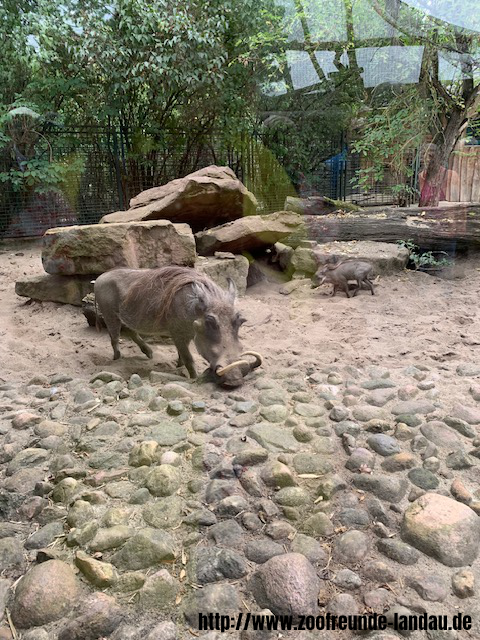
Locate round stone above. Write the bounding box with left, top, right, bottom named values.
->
left=408, top=468, right=439, bottom=490
left=452, top=569, right=475, bottom=598
left=367, top=434, right=400, bottom=457
left=345, top=448, right=375, bottom=472
left=145, top=465, right=181, bottom=496
left=11, top=560, right=81, bottom=628
left=333, top=569, right=362, bottom=590
left=290, top=534, right=327, bottom=564
left=333, top=530, right=369, bottom=564
left=377, top=539, right=419, bottom=565
left=409, top=574, right=448, bottom=602
left=249, top=553, right=320, bottom=616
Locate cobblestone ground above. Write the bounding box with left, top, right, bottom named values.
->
left=1, top=359, right=480, bottom=640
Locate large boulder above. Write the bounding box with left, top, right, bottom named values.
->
left=291, top=240, right=409, bottom=277
left=401, top=493, right=480, bottom=567
left=15, top=274, right=93, bottom=306
left=42, top=220, right=196, bottom=275
left=100, top=166, right=258, bottom=231
left=11, top=560, right=82, bottom=628
left=195, top=253, right=249, bottom=296
left=195, top=211, right=304, bottom=256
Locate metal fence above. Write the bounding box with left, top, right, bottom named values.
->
left=0, top=125, right=416, bottom=239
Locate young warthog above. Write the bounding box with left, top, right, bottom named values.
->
left=93, top=266, right=262, bottom=387
left=312, top=259, right=375, bottom=298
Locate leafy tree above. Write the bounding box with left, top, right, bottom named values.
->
left=0, top=0, right=284, bottom=207
left=262, top=0, right=479, bottom=207
left=355, top=0, right=480, bottom=206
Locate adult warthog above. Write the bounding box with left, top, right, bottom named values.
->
left=93, top=266, right=262, bottom=387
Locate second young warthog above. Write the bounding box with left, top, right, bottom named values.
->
left=93, top=266, right=262, bottom=387
left=312, top=259, right=375, bottom=298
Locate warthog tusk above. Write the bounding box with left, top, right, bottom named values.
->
left=216, top=360, right=250, bottom=377
left=216, top=352, right=264, bottom=377
left=241, top=351, right=263, bottom=369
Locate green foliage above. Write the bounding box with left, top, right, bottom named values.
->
left=352, top=86, right=434, bottom=201
left=1, top=0, right=478, bottom=211
left=397, top=239, right=452, bottom=270
left=0, top=101, right=84, bottom=196
left=2, top=0, right=284, bottom=136
left=0, top=0, right=286, bottom=205
left=0, top=157, right=83, bottom=194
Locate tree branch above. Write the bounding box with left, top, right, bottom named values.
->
left=367, top=0, right=468, bottom=56
left=293, top=0, right=327, bottom=83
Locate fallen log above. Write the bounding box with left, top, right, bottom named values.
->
left=297, top=204, right=480, bottom=250
left=285, top=196, right=362, bottom=215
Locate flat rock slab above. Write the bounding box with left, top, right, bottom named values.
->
left=451, top=403, right=480, bottom=425
left=101, top=165, right=257, bottom=231
left=352, top=474, right=408, bottom=502
left=195, top=254, right=249, bottom=296
left=402, top=493, right=480, bottom=567
left=391, top=400, right=435, bottom=416
left=195, top=211, right=303, bottom=256
left=15, top=274, right=93, bottom=306
left=456, top=364, right=480, bottom=377
left=42, top=220, right=195, bottom=275
left=420, top=421, right=462, bottom=448
left=182, top=583, right=241, bottom=626
left=291, top=241, right=409, bottom=277
left=247, top=424, right=299, bottom=452
left=149, top=424, right=187, bottom=446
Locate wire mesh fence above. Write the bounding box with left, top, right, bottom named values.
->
left=0, top=125, right=417, bottom=239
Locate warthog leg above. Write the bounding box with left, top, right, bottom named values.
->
left=337, top=276, right=352, bottom=298
left=104, top=315, right=122, bottom=360
left=123, top=328, right=153, bottom=359
left=365, top=278, right=375, bottom=295
left=172, top=336, right=197, bottom=379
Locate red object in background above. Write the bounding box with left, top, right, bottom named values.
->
left=5, top=191, right=78, bottom=237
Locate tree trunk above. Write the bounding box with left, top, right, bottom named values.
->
left=419, top=109, right=465, bottom=207
left=285, top=206, right=480, bottom=250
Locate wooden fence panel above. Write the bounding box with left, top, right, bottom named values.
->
left=448, top=143, right=480, bottom=202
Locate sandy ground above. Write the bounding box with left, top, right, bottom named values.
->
left=1, top=240, right=479, bottom=387
left=2, top=239, right=480, bottom=639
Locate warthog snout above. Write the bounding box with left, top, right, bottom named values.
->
left=214, top=352, right=264, bottom=388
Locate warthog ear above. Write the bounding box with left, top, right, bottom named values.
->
left=192, top=283, right=208, bottom=313
left=234, top=312, right=247, bottom=328
left=226, top=278, right=237, bottom=303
